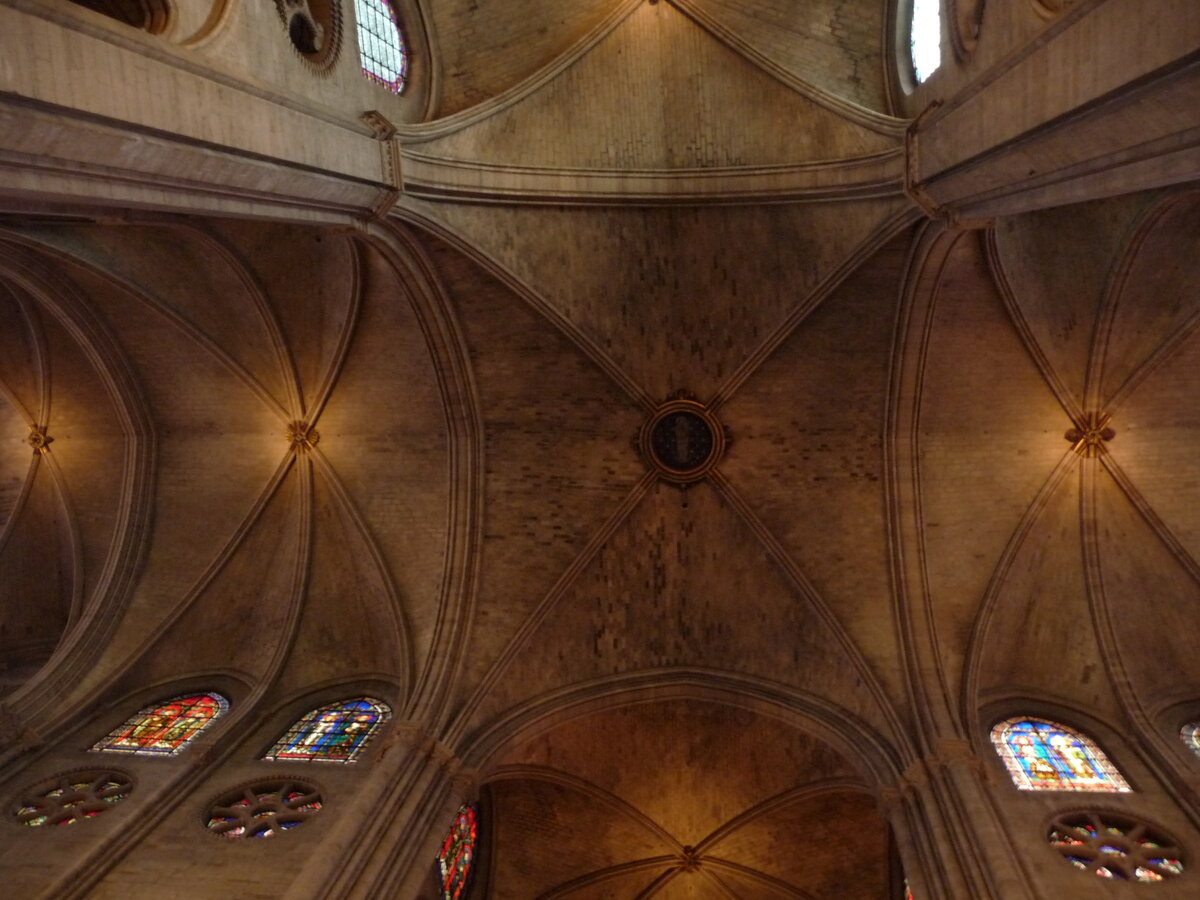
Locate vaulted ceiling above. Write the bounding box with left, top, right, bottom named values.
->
left=0, top=1, right=1197, bottom=898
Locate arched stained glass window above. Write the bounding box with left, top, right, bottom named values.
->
left=991, top=717, right=1132, bottom=792
left=92, top=693, right=228, bottom=755
left=264, top=697, right=390, bottom=764
left=910, top=0, right=942, bottom=84
left=354, top=0, right=408, bottom=93
left=438, top=805, right=478, bottom=900
left=1180, top=722, right=1200, bottom=757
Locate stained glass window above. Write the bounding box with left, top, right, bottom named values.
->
left=990, top=717, right=1131, bottom=792
left=438, top=805, right=478, bottom=900
left=1180, top=722, right=1200, bottom=758
left=354, top=0, right=408, bottom=94
left=206, top=781, right=323, bottom=839
left=263, top=697, right=390, bottom=764
left=15, top=771, right=132, bottom=826
left=910, top=0, right=942, bottom=84
left=92, top=693, right=228, bottom=756
left=1048, top=812, right=1184, bottom=882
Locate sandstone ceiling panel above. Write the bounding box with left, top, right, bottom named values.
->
left=704, top=789, right=888, bottom=896
left=990, top=193, right=1153, bottom=410
left=473, top=479, right=893, bottom=736
left=416, top=1, right=894, bottom=170
left=121, top=464, right=306, bottom=686
left=34, top=302, right=128, bottom=604
left=489, top=700, right=879, bottom=898
left=1110, top=329, right=1200, bottom=568
left=49, top=255, right=287, bottom=685
left=1096, top=192, right=1200, bottom=404
left=1091, top=469, right=1200, bottom=705
left=914, top=233, right=1068, bottom=706
left=702, top=868, right=803, bottom=899
left=271, top=470, right=409, bottom=697
left=411, top=197, right=910, bottom=402
left=0, top=390, right=29, bottom=541
left=718, top=231, right=910, bottom=702
left=207, top=221, right=360, bottom=418
left=0, top=262, right=127, bottom=691
left=0, top=280, right=42, bottom=420
left=485, top=774, right=673, bottom=898
left=304, top=240, right=449, bottom=681
left=0, top=454, right=72, bottom=687
left=973, top=466, right=1117, bottom=719
left=11, top=224, right=297, bottom=412
left=412, top=229, right=647, bottom=707
left=552, top=869, right=667, bottom=900
left=677, top=0, right=890, bottom=112
left=429, top=0, right=624, bottom=118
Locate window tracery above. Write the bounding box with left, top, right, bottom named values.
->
left=354, top=0, right=408, bottom=93
left=205, top=781, right=323, bottom=839
left=438, top=805, right=478, bottom=900
left=264, top=697, right=390, bottom=764
left=1048, top=812, right=1184, bottom=882
left=14, top=771, right=132, bottom=827
left=91, top=693, right=228, bottom=756
left=990, top=717, right=1131, bottom=792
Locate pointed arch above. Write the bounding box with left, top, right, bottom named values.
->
left=91, top=692, right=229, bottom=755
left=990, top=717, right=1131, bottom=792
left=263, top=697, right=391, bottom=763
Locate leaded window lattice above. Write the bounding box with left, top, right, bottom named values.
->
left=990, top=717, right=1131, bottom=792
left=439, top=805, right=478, bottom=900
left=15, top=771, right=132, bottom=827
left=354, top=0, right=408, bottom=93
left=264, top=697, right=390, bottom=764
left=1048, top=812, right=1184, bottom=882
left=91, top=693, right=229, bottom=756
left=205, top=781, right=323, bottom=840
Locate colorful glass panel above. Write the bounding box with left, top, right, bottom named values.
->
left=206, top=781, right=322, bottom=839
left=354, top=0, right=407, bottom=93
left=1048, top=812, right=1184, bottom=881
left=264, top=697, right=390, bottom=764
left=910, top=0, right=942, bottom=84
left=92, top=693, right=228, bottom=755
left=1179, top=722, right=1200, bottom=757
left=991, top=718, right=1131, bottom=792
left=14, top=772, right=132, bottom=826
left=439, top=805, right=478, bottom=900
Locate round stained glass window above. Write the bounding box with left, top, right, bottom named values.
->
left=205, top=781, right=323, bottom=840
left=1048, top=812, right=1184, bottom=882
left=14, top=771, right=132, bottom=827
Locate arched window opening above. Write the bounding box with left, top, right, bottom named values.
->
left=438, top=805, right=478, bottom=900
left=990, top=717, right=1132, bottom=792
left=263, top=697, right=390, bottom=763
left=354, top=0, right=408, bottom=93
left=1180, top=722, right=1200, bottom=758
left=68, top=0, right=170, bottom=34
left=91, top=693, right=228, bottom=756
left=910, top=0, right=942, bottom=84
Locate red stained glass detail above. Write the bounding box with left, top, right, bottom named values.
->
left=438, top=805, right=478, bottom=899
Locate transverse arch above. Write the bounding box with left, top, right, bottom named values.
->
left=990, top=717, right=1132, bottom=792
left=91, top=693, right=229, bottom=755
left=264, top=697, right=391, bottom=763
